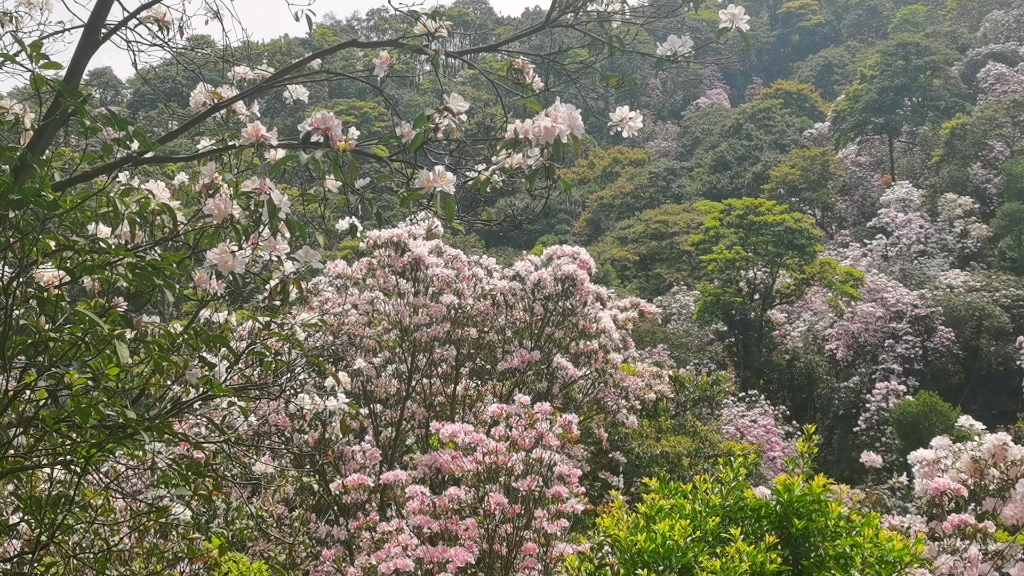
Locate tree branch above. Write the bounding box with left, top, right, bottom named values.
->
left=14, top=0, right=115, bottom=184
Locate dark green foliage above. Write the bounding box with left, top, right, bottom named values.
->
left=588, top=203, right=715, bottom=299
left=832, top=35, right=968, bottom=180
left=677, top=100, right=810, bottom=201
left=933, top=95, right=1024, bottom=215
left=838, top=0, right=894, bottom=40
left=890, top=4, right=930, bottom=34
left=791, top=44, right=865, bottom=100
left=931, top=272, right=1024, bottom=422
left=574, top=161, right=691, bottom=244
left=620, top=371, right=738, bottom=489
left=1001, top=157, right=1024, bottom=205
left=992, top=203, right=1024, bottom=275
left=890, top=391, right=961, bottom=457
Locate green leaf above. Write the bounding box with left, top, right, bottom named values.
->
left=71, top=400, right=91, bottom=426
left=77, top=308, right=108, bottom=331
left=523, top=98, right=544, bottom=113
left=30, top=72, right=47, bottom=92
left=443, top=192, right=457, bottom=223
left=412, top=113, right=431, bottom=130
left=114, top=340, right=131, bottom=366
left=408, top=130, right=426, bottom=154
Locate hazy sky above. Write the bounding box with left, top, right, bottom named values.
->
left=71, top=0, right=546, bottom=80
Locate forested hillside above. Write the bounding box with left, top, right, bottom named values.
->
left=3, top=0, right=1024, bottom=574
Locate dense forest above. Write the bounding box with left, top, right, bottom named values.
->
left=2, top=0, right=1024, bottom=574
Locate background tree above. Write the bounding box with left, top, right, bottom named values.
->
left=832, top=34, right=967, bottom=180
left=763, top=146, right=845, bottom=236
left=691, top=198, right=862, bottom=390
left=588, top=203, right=716, bottom=298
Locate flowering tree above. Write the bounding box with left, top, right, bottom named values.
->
left=871, top=416, right=1024, bottom=576
left=838, top=181, right=989, bottom=289
left=140, top=215, right=671, bottom=575
left=719, top=390, right=798, bottom=479
left=773, top=270, right=957, bottom=468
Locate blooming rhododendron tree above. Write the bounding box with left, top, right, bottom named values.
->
left=720, top=391, right=799, bottom=479
left=148, top=215, right=673, bottom=574
left=870, top=418, right=1024, bottom=575
left=839, top=182, right=989, bottom=288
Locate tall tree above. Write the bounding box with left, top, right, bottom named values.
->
left=832, top=34, right=967, bottom=181
left=692, top=198, right=862, bottom=390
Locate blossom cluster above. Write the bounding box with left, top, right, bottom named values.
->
left=149, top=215, right=672, bottom=574
left=720, top=391, right=798, bottom=479
left=880, top=418, right=1024, bottom=576
left=511, top=57, right=545, bottom=91
left=1, top=97, right=35, bottom=145
left=839, top=182, right=989, bottom=287
left=299, top=109, right=360, bottom=151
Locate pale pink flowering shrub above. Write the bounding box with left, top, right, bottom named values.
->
left=861, top=450, right=885, bottom=468
left=309, top=398, right=589, bottom=576
left=773, top=270, right=957, bottom=466
left=839, top=182, right=989, bottom=288
left=976, top=61, right=1024, bottom=101
left=175, top=215, right=670, bottom=574
left=825, top=273, right=956, bottom=412
left=719, top=391, right=798, bottom=479
left=303, top=214, right=669, bottom=430
left=878, top=420, right=1024, bottom=576
left=689, top=88, right=732, bottom=110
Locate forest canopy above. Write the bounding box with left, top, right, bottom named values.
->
left=2, top=0, right=1024, bottom=574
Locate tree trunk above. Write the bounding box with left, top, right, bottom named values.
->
left=12, top=0, right=116, bottom=188
left=887, top=135, right=897, bottom=182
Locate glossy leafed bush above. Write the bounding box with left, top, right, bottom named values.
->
left=565, top=431, right=927, bottom=576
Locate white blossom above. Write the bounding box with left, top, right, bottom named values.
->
left=294, top=245, right=323, bottom=269
left=656, top=34, right=694, bottom=57
left=33, top=264, right=68, bottom=291
left=719, top=4, right=751, bottom=32
left=336, top=216, right=363, bottom=237
left=396, top=121, right=416, bottom=143
left=141, top=4, right=172, bottom=32
left=415, top=165, right=457, bottom=194
left=607, top=105, right=644, bottom=138
left=203, top=191, right=241, bottom=223
left=372, top=51, right=395, bottom=78
left=282, top=84, right=309, bottom=104
left=265, top=149, right=287, bottom=164
left=205, top=243, right=246, bottom=275
left=239, top=121, right=278, bottom=146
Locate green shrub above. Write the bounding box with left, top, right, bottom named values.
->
left=620, top=371, right=737, bottom=487
left=564, top=430, right=926, bottom=576
left=209, top=552, right=270, bottom=576
left=890, top=390, right=961, bottom=458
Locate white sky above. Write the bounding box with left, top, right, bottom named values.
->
left=38, top=0, right=547, bottom=83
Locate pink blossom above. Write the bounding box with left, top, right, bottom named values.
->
left=860, top=451, right=884, bottom=468
left=239, top=121, right=279, bottom=145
